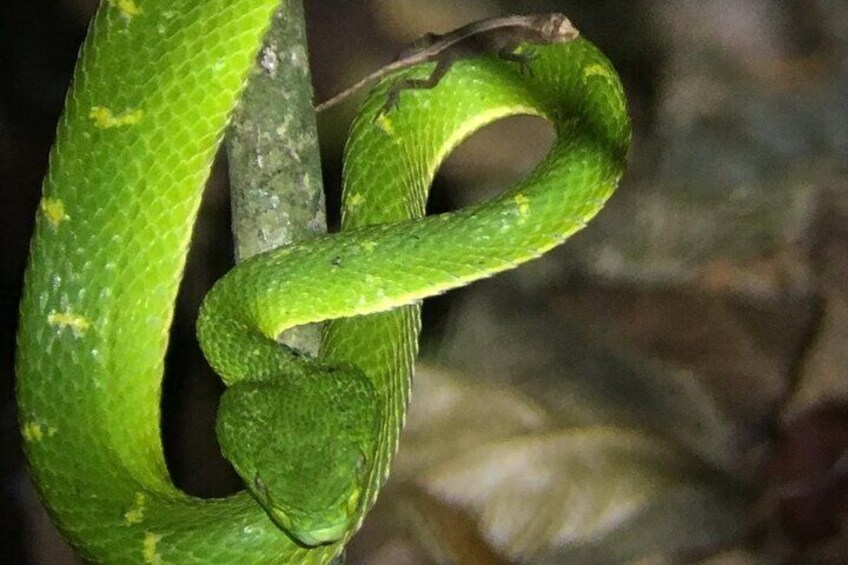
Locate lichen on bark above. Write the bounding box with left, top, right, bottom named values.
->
left=226, top=0, right=326, bottom=355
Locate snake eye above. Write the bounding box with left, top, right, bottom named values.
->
left=254, top=473, right=269, bottom=499
left=355, top=451, right=368, bottom=476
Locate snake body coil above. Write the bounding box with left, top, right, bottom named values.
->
left=16, top=1, right=630, bottom=563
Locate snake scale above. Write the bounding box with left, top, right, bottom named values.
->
left=15, top=1, right=630, bottom=563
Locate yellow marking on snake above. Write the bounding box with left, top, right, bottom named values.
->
left=41, top=198, right=69, bottom=228
left=22, top=422, right=43, bottom=442
left=48, top=311, right=91, bottom=335
left=142, top=532, right=162, bottom=564
left=108, top=0, right=142, bottom=19
left=375, top=113, right=395, bottom=136
left=514, top=193, right=530, bottom=218
left=89, top=106, right=144, bottom=129
left=347, top=193, right=365, bottom=209
left=583, top=63, right=615, bottom=81
left=124, top=493, right=147, bottom=525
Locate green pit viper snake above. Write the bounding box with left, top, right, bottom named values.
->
left=15, top=1, right=630, bottom=563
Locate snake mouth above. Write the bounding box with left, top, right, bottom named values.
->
left=266, top=504, right=349, bottom=547
left=284, top=517, right=347, bottom=547
left=253, top=472, right=360, bottom=547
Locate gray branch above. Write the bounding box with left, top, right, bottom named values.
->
left=226, top=0, right=326, bottom=355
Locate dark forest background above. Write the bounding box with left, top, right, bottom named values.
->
left=2, top=1, right=847, bottom=563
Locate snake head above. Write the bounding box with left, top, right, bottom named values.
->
left=251, top=445, right=369, bottom=546
left=216, top=363, right=379, bottom=547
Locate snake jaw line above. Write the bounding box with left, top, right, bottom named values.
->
left=253, top=471, right=353, bottom=547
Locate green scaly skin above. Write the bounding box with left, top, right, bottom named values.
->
left=15, top=1, right=630, bottom=563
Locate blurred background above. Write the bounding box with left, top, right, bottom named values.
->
left=2, top=0, right=847, bottom=563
